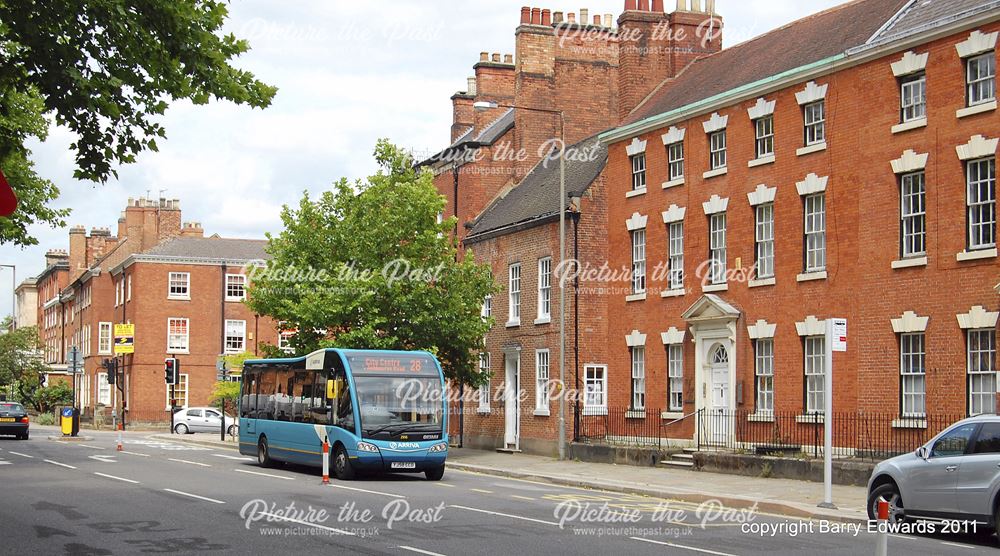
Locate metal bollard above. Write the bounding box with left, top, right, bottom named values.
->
left=874, top=498, right=888, bottom=556
left=321, top=437, right=330, bottom=485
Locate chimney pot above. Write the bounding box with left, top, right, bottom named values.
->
left=530, top=7, right=540, bottom=25
left=604, top=13, right=613, bottom=27
left=625, top=0, right=637, bottom=10
left=467, top=77, right=477, bottom=95
left=491, top=52, right=501, bottom=63
left=638, top=0, right=649, bottom=10
left=553, top=11, right=563, bottom=23
left=580, top=8, right=589, bottom=23
left=541, top=8, right=551, bottom=26
left=480, top=51, right=489, bottom=62
left=503, top=53, right=513, bottom=64
left=520, top=6, right=530, bottom=24
left=593, top=14, right=601, bottom=25
left=652, top=0, right=663, bottom=11
left=567, top=12, right=576, bottom=23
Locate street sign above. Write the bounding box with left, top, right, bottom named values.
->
left=831, top=318, right=847, bottom=352
left=114, top=323, right=135, bottom=354
left=66, top=346, right=82, bottom=373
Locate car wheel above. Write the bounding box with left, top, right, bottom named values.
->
left=425, top=465, right=445, bottom=481
left=867, top=483, right=904, bottom=523
left=227, top=425, right=236, bottom=437
left=174, top=423, right=189, bottom=435
left=18, top=432, right=28, bottom=441
left=258, top=436, right=276, bottom=468
left=333, top=445, right=355, bottom=481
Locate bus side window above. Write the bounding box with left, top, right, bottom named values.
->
left=274, top=368, right=293, bottom=421
left=259, top=366, right=277, bottom=420
left=291, top=371, right=308, bottom=422
left=240, top=371, right=255, bottom=418
left=310, top=372, right=331, bottom=425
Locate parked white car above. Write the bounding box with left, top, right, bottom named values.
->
left=173, top=407, right=237, bottom=436
left=867, top=414, right=1000, bottom=531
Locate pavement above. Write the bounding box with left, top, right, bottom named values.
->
left=3, top=425, right=993, bottom=555
left=149, top=431, right=868, bottom=524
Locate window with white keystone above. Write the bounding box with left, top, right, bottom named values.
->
left=631, top=229, right=646, bottom=294
left=966, top=52, right=996, bottom=107
left=667, top=344, right=683, bottom=412
left=755, top=116, right=774, bottom=159
left=804, top=336, right=825, bottom=414
left=709, top=130, right=727, bottom=170
left=755, top=203, right=775, bottom=279
left=755, top=339, right=774, bottom=414
left=631, top=346, right=646, bottom=411
left=966, top=157, right=996, bottom=250
left=631, top=153, right=647, bottom=191
left=709, top=213, right=727, bottom=285
left=667, top=142, right=684, bottom=181
left=968, top=329, right=997, bottom=416
left=900, top=74, right=927, bottom=122
left=668, top=222, right=684, bottom=290
left=803, top=101, right=825, bottom=146
left=901, top=172, right=927, bottom=257
left=900, top=333, right=926, bottom=418
left=804, top=194, right=826, bottom=272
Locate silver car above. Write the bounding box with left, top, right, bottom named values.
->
left=867, top=414, right=1000, bottom=528
left=173, top=407, right=237, bottom=436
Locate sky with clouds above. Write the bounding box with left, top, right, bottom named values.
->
left=1, top=0, right=846, bottom=320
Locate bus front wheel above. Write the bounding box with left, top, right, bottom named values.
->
left=258, top=436, right=275, bottom=468
left=333, top=445, right=355, bottom=481
left=425, top=465, right=445, bottom=481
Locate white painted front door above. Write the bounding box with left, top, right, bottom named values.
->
left=504, top=354, right=519, bottom=448
left=708, top=344, right=730, bottom=445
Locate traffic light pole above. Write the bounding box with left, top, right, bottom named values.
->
left=170, top=383, right=175, bottom=434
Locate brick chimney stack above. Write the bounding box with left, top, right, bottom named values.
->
left=44, top=249, right=68, bottom=268
left=180, top=222, right=205, bottom=238
left=617, top=0, right=723, bottom=119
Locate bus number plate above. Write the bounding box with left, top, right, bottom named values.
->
left=391, top=462, right=416, bottom=469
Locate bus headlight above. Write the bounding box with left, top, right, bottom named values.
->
left=428, top=443, right=448, bottom=453
left=357, top=441, right=380, bottom=453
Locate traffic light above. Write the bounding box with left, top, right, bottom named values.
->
left=164, top=358, right=179, bottom=385
left=104, top=358, right=117, bottom=385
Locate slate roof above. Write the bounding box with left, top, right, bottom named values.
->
left=869, top=0, right=1000, bottom=45
left=466, top=135, right=607, bottom=241
left=139, top=237, right=270, bottom=261
left=418, top=108, right=516, bottom=168
left=624, top=0, right=911, bottom=125
left=473, top=108, right=515, bottom=145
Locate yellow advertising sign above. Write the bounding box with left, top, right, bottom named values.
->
left=114, top=323, right=135, bottom=354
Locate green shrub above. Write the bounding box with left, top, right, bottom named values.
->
left=33, top=412, right=55, bottom=426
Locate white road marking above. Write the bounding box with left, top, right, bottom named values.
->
left=258, top=511, right=355, bottom=536
left=511, top=495, right=535, bottom=501
left=211, top=453, right=253, bottom=461
left=630, top=536, right=737, bottom=556
left=163, top=488, right=226, bottom=505
left=44, top=459, right=76, bottom=469
left=121, top=451, right=150, bottom=457
left=78, top=444, right=105, bottom=450
left=448, top=505, right=559, bottom=526
left=940, top=541, right=975, bottom=550
left=399, top=546, right=446, bottom=556
left=433, top=482, right=454, bottom=488
left=94, top=472, right=139, bottom=484
left=168, top=458, right=211, bottom=467
left=234, top=468, right=295, bottom=481
left=8, top=451, right=33, bottom=458
left=469, top=488, right=493, bottom=494
left=326, top=483, right=406, bottom=499
left=0, top=459, right=10, bottom=465
left=88, top=455, right=116, bottom=463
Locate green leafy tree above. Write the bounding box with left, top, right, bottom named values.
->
left=248, top=140, right=496, bottom=386
left=0, top=317, right=50, bottom=387
left=209, top=381, right=240, bottom=413
left=0, top=0, right=278, bottom=246
left=23, top=381, right=73, bottom=413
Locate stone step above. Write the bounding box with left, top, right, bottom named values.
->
left=672, top=453, right=695, bottom=460
left=659, top=459, right=695, bottom=468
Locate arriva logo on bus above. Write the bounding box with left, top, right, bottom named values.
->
left=389, top=442, right=420, bottom=450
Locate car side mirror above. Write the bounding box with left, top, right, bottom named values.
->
left=916, top=446, right=929, bottom=460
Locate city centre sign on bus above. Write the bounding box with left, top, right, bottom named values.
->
left=114, top=324, right=135, bottom=354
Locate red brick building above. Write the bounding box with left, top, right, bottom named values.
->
left=29, top=196, right=280, bottom=423
left=424, top=1, right=723, bottom=454
left=599, top=0, right=999, bottom=451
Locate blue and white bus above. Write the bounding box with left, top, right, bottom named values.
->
left=238, top=348, right=448, bottom=481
